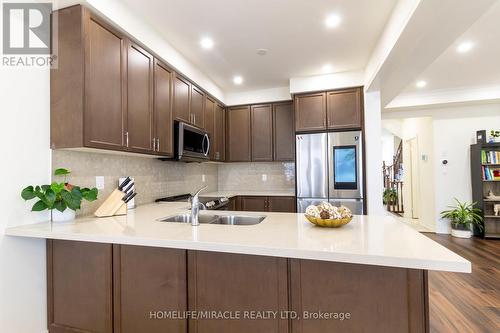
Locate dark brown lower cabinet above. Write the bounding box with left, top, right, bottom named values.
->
left=238, top=196, right=296, bottom=212
left=113, top=245, right=187, bottom=333
left=268, top=196, right=296, bottom=213
left=47, top=240, right=113, bottom=333
left=239, top=196, right=268, bottom=211
left=289, top=260, right=428, bottom=333
left=48, top=240, right=428, bottom=333
left=188, top=251, right=289, bottom=333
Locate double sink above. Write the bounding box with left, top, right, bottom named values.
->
left=158, top=214, right=266, bottom=225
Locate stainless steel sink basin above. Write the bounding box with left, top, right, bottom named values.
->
left=210, top=215, right=266, bottom=225
left=158, top=214, right=217, bottom=224
left=158, top=214, right=265, bottom=225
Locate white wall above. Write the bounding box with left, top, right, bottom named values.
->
left=225, top=86, right=290, bottom=106
left=364, top=91, right=385, bottom=215
left=290, top=70, right=364, bottom=94
left=399, top=117, right=435, bottom=230
left=0, top=66, right=51, bottom=331
left=381, top=129, right=396, bottom=165
left=432, top=104, right=500, bottom=233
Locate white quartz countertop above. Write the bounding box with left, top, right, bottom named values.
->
left=5, top=202, right=470, bottom=273
left=203, top=190, right=295, bottom=198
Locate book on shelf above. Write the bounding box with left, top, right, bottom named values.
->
left=482, top=165, right=500, bottom=181
left=481, top=150, right=500, bottom=164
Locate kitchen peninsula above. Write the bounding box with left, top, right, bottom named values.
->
left=6, top=202, right=470, bottom=333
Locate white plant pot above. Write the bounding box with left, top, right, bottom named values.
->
left=451, top=228, right=472, bottom=238
left=51, top=209, right=76, bottom=222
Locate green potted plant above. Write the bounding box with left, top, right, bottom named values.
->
left=383, top=188, right=398, bottom=205
left=21, top=168, right=98, bottom=222
left=440, top=198, right=483, bottom=238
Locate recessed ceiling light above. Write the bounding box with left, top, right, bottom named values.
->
left=256, top=48, right=268, bottom=56
left=233, top=76, right=243, bottom=85
left=325, top=14, right=341, bottom=28
left=416, top=80, right=427, bottom=88
left=456, top=41, right=474, bottom=53
left=322, top=64, right=333, bottom=73
left=200, top=37, right=214, bottom=50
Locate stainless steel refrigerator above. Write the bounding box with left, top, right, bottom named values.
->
left=296, top=131, right=364, bottom=214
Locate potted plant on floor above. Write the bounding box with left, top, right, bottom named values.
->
left=440, top=198, right=483, bottom=238
left=21, top=168, right=98, bottom=222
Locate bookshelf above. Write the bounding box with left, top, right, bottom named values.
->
left=471, top=142, right=500, bottom=238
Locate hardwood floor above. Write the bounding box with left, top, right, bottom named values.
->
left=424, top=234, right=500, bottom=333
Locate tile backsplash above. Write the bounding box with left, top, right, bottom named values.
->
left=52, top=151, right=296, bottom=216
left=218, top=162, right=295, bottom=192
left=52, top=150, right=218, bottom=216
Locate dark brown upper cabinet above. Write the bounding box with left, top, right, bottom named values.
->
left=251, top=104, right=273, bottom=161
left=51, top=6, right=127, bottom=151
left=214, top=104, right=226, bottom=161
left=226, top=106, right=251, bottom=162
left=204, top=96, right=216, bottom=159
left=153, top=60, right=173, bottom=156
left=126, top=41, right=154, bottom=154
left=190, top=85, right=205, bottom=128
left=294, top=92, right=326, bottom=132
left=51, top=5, right=222, bottom=157
left=327, top=88, right=362, bottom=130
left=273, top=102, right=295, bottom=161
left=173, top=73, right=191, bottom=123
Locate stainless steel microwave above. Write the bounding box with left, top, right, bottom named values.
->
left=174, top=121, right=210, bottom=162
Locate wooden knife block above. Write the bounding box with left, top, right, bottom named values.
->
left=94, top=188, right=128, bottom=217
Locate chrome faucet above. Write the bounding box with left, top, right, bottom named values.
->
left=190, top=186, right=207, bottom=226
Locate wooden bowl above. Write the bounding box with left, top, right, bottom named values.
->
left=305, top=215, right=353, bottom=228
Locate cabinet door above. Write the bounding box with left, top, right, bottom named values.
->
left=191, top=85, right=205, bottom=127
left=47, top=240, right=113, bottom=333
left=294, top=92, right=326, bottom=132
left=188, top=251, right=288, bottom=333
left=154, top=60, right=173, bottom=156
left=251, top=104, right=273, bottom=161
left=268, top=196, right=296, bottom=213
left=240, top=196, right=268, bottom=211
left=84, top=15, right=126, bottom=150
left=226, top=106, right=251, bottom=162
left=113, top=245, right=187, bottom=333
left=273, top=102, right=295, bottom=161
left=327, top=88, right=362, bottom=129
left=173, top=74, right=191, bottom=123
left=289, top=260, right=428, bottom=333
left=204, top=96, right=215, bottom=159
left=214, top=104, right=226, bottom=161
left=126, top=41, right=154, bottom=153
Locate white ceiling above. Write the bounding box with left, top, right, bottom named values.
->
left=119, top=0, right=397, bottom=93
left=401, top=0, right=500, bottom=95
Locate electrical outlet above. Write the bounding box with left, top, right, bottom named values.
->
left=95, top=176, right=105, bottom=190
left=262, top=174, right=268, bottom=182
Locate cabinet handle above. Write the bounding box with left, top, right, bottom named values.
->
left=152, top=138, right=156, bottom=151
left=125, top=132, right=129, bottom=148
left=193, top=114, right=196, bottom=124
left=156, top=138, right=160, bottom=152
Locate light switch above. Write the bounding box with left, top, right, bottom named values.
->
left=262, top=174, right=268, bottom=182
left=95, top=176, right=105, bottom=190
left=202, top=174, right=206, bottom=183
